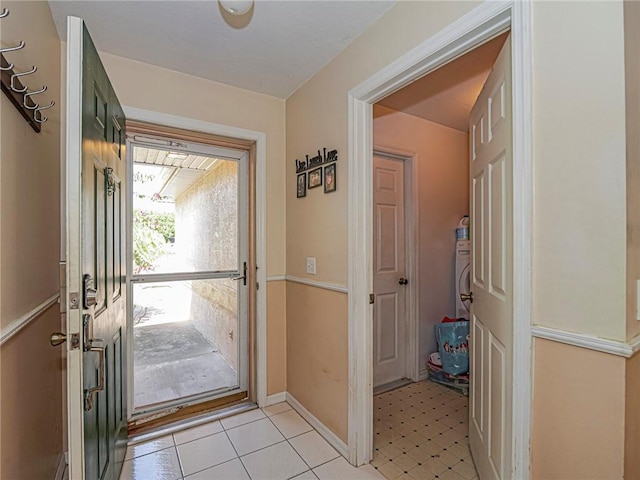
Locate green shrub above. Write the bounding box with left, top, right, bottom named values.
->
left=134, top=210, right=175, bottom=242
left=133, top=224, right=167, bottom=273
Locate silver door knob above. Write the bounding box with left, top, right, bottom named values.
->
left=50, top=332, right=66, bottom=346
left=399, top=277, right=408, bottom=285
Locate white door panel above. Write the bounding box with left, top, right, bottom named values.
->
left=373, top=155, right=407, bottom=387
left=469, top=34, right=513, bottom=480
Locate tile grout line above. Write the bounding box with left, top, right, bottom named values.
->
left=221, top=427, right=253, bottom=480
left=263, top=410, right=315, bottom=478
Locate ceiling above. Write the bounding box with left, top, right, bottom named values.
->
left=48, top=0, right=396, bottom=99
left=377, top=32, right=509, bottom=132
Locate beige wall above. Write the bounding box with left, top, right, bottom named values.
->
left=625, top=352, right=640, bottom=478
left=531, top=339, right=625, bottom=479
left=532, top=1, right=627, bottom=340
left=625, top=0, right=640, bottom=340
left=285, top=1, right=631, bottom=454
left=286, top=282, right=348, bottom=443
left=285, top=1, right=479, bottom=285
left=0, top=1, right=63, bottom=478
left=266, top=280, right=286, bottom=395
left=1, top=308, right=64, bottom=479
left=373, top=105, right=469, bottom=362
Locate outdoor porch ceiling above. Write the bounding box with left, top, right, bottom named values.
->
left=133, top=147, right=222, bottom=200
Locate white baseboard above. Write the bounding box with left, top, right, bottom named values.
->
left=286, top=392, right=349, bottom=459
left=54, top=453, right=67, bottom=480
left=264, top=392, right=287, bottom=406
left=418, top=369, right=429, bottom=382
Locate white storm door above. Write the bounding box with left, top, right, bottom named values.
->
left=468, top=35, right=513, bottom=479
left=373, top=155, right=407, bottom=387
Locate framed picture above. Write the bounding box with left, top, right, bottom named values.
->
left=296, top=173, right=307, bottom=198
left=308, top=167, right=323, bottom=189
left=324, top=163, right=336, bottom=193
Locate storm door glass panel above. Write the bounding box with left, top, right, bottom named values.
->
left=130, top=143, right=247, bottom=413
left=133, top=279, right=240, bottom=408
left=132, top=146, right=238, bottom=275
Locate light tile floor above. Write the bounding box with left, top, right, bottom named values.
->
left=372, top=381, right=478, bottom=480
left=119, top=403, right=386, bottom=480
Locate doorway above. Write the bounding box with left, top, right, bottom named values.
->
left=123, top=115, right=269, bottom=427
left=370, top=30, right=510, bottom=479
left=348, top=2, right=532, bottom=478
left=128, top=134, right=250, bottom=415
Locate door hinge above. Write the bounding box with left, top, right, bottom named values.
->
left=369, top=293, right=375, bottom=304
left=256, top=282, right=260, bottom=291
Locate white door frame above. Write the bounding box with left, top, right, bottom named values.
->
left=347, top=2, right=532, bottom=478
left=372, top=148, right=420, bottom=384
left=122, top=107, right=269, bottom=410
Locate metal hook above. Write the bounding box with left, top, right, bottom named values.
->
left=0, top=9, right=9, bottom=18
left=34, top=101, right=55, bottom=124
left=23, top=85, right=47, bottom=110
left=10, top=65, right=36, bottom=93
left=0, top=60, right=13, bottom=72
left=0, top=41, right=25, bottom=54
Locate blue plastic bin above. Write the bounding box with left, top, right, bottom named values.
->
left=434, top=321, right=470, bottom=375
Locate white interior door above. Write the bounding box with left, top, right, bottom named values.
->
left=373, top=154, right=407, bottom=387
left=468, top=35, right=513, bottom=479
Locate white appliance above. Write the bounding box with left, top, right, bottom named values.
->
left=455, top=240, right=471, bottom=319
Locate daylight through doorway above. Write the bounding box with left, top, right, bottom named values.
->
left=130, top=142, right=249, bottom=413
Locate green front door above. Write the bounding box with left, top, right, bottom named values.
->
left=66, top=16, right=127, bottom=480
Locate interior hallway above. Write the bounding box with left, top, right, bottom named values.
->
left=372, top=381, right=477, bottom=480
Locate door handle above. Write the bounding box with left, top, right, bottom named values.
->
left=83, top=274, right=98, bottom=308
left=231, top=262, right=247, bottom=286
left=460, top=292, right=474, bottom=303
left=398, top=277, right=409, bottom=286
left=84, top=344, right=105, bottom=411
left=50, top=332, right=66, bottom=346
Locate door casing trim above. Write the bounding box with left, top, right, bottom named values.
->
left=122, top=106, right=268, bottom=410
left=347, top=2, right=532, bottom=478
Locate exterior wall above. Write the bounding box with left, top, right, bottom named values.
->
left=373, top=105, right=469, bottom=365
left=531, top=339, right=625, bottom=479
left=175, top=162, right=239, bottom=369
left=98, top=52, right=287, bottom=394
left=0, top=1, right=63, bottom=478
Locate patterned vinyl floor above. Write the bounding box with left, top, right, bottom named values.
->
left=372, top=380, right=478, bottom=480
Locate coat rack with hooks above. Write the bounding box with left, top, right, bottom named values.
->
left=0, top=8, right=56, bottom=133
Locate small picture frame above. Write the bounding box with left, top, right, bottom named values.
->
left=324, top=163, right=336, bottom=193
left=308, top=167, right=323, bottom=189
left=296, top=173, right=307, bottom=198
